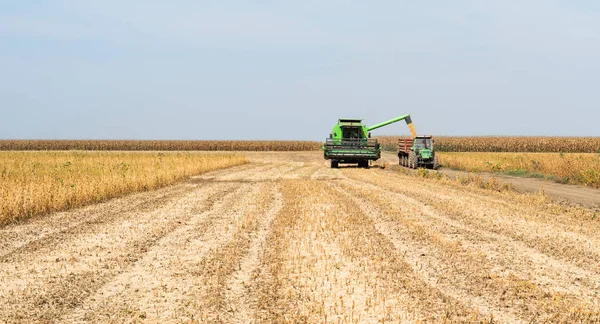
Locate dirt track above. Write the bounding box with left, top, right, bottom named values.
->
left=1, top=152, right=599, bottom=323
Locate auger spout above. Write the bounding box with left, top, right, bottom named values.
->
left=367, top=114, right=416, bottom=138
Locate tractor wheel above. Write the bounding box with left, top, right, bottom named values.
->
left=432, top=155, right=439, bottom=170
left=409, top=152, right=418, bottom=169
left=331, top=160, right=339, bottom=169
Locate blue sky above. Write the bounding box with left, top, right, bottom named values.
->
left=1, top=1, right=599, bottom=140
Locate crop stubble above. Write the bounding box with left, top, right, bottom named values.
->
left=0, top=152, right=598, bottom=323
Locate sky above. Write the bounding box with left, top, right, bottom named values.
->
left=1, top=1, right=599, bottom=140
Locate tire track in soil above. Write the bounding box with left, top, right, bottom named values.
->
left=346, top=170, right=600, bottom=276
left=339, top=170, right=600, bottom=322
left=0, top=184, right=193, bottom=260
left=61, top=182, right=257, bottom=323
left=0, top=158, right=288, bottom=323
left=61, top=161, right=304, bottom=323
left=392, top=164, right=600, bottom=240
left=252, top=179, right=485, bottom=323
left=202, top=162, right=285, bottom=182
left=334, top=179, right=523, bottom=323
left=221, top=184, right=283, bottom=323
left=278, top=162, right=321, bottom=180
left=342, top=176, right=600, bottom=302
left=244, top=162, right=299, bottom=181
left=392, top=171, right=600, bottom=239
left=0, top=182, right=200, bottom=264
left=0, top=162, right=264, bottom=260
left=0, top=182, right=239, bottom=323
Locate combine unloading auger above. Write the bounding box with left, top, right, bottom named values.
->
left=366, top=114, right=416, bottom=139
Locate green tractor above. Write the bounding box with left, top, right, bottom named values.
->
left=323, top=114, right=416, bottom=168
left=398, top=135, right=439, bottom=169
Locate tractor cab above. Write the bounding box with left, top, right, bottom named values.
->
left=413, top=137, right=432, bottom=150
left=412, top=136, right=434, bottom=159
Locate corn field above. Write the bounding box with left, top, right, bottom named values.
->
left=4, top=138, right=600, bottom=153
left=0, top=140, right=322, bottom=151
left=378, top=136, right=600, bottom=153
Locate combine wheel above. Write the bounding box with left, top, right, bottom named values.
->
left=331, top=160, right=339, bottom=169
left=358, top=160, right=369, bottom=169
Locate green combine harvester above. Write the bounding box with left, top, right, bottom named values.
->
left=323, top=114, right=416, bottom=168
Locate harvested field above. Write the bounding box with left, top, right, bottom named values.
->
left=1, top=152, right=599, bottom=323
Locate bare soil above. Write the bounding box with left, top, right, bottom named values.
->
left=1, top=152, right=598, bottom=323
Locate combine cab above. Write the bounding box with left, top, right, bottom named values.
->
left=323, top=115, right=415, bottom=168
left=398, top=135, right=439, bottom=169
